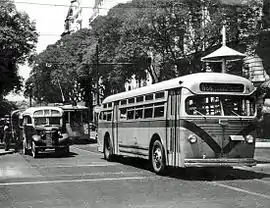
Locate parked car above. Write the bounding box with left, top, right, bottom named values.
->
left=22, top=106, right=70, bottom=158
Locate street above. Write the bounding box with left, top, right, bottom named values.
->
left=0, top=145, right=269, bottom=208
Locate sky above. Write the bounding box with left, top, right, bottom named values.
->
left=6, top=0, right=96, bottom=101
left=6, top=0, right=130, bottom=102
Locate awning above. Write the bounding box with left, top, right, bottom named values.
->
left=201, top=45, right=246, bottom=62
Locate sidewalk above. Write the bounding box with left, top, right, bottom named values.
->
left=0, top=143, right=15, bottom=156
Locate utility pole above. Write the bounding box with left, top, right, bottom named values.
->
left=96, top=43, right=100, bottom=106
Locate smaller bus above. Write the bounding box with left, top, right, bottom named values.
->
left=22, top=106, right=70, bottom=158
left=98, top=72, right=258, bottom=174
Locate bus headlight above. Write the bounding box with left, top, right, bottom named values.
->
left=188, top=134, right=197, bottom=144
left=245, top=135, right=254, bottom=144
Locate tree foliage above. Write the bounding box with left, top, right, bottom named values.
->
left=26, top=0, right=263, bottom=104
left=0, top=0, right=38, bottom=97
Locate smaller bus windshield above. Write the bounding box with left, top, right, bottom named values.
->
left=186, top=95, right=255, bottom=117
left=34, top=117, right=61, bottom=125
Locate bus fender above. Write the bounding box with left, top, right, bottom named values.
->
left=149, top=133, right=167, bottom=164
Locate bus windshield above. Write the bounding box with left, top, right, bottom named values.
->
left=34, top=117, right=61, bottom=126
left=186, top=95, right=255, bottom=117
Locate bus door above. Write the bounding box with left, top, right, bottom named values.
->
left=112, top=102, right=119, bottom=154
left=167, top=89, right=184, bottom=167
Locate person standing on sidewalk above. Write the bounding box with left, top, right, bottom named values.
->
left=3, top=121, right=11, bottom=151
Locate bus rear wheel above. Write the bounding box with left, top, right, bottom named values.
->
left=151, top=140, right=166, bottom=174
left=104, top=138, right=113, bottom=161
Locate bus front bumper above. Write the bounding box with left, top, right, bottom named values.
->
left=184, top=158, right=257, bottom=168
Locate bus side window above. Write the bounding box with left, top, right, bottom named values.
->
left=144, top=107, right=153, bottom=118
left=107, top=112, right=112, bottom=121
left=135, top=108, right=143, bottom=119
left=120, top=108, right=127, bottom=120
left=102, top=112, right=107, bottom=121
left=127, top=108, right=134, bottom=120
left=154, top=105, right=165, bottom=118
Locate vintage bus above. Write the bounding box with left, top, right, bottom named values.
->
left=97, top=73, right=258, bottom=174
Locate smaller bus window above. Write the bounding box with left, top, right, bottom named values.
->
left=120, top=100, right=127, bottom=105
left=44, top=110, right=50, bottom=115
left=107, top=112, right=112, bottom=121
left=128, top=98, right=135, bottom=104
left=127, top=108, right=134, bottom=120
left=155, top=92, right=165, bottom=99
left=135, top=108, right=143, bottom=119
left=99, top=112, right=103, bottom=120
left=145, top=94, right=153, bottom=101
left=108, top=103, right=112, bottom=108
left=154, top=106, right=165, bottom=118
left=103, top=104, right=107, bottom=109
left=120, top=108, right=127, bottom=120
left=102, top=112, right=107, bottom=121
left=136, top=96, right=143, bottom=103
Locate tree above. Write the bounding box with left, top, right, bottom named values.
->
left=0, top=0, right=38, bottom=98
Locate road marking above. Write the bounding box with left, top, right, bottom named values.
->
left=209, top=181, right=270, bottom=200
left=71, top=146, right=102, bottom=155
left=0, top=176, right=157, bottom=186
left=32, top=162, right=119, bottom=168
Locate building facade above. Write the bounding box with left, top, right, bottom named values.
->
left=62, top=0, right=82, bottom=36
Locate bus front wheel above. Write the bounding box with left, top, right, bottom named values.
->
left=151, top=140, right=166, bottom=174
left=104, top=138, right=113, bottom=161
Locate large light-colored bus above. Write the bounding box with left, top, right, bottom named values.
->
left=97, top=73, right=258, bottom=174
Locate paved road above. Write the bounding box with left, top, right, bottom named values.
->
left=0, top=145, right=270, bottom=208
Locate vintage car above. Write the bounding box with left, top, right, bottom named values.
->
left=22, top=106, right=70, bottom=158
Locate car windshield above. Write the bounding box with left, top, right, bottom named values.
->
left=186, top=95, right=255, bottom=117
left=34, top=117, right=61, bottom=126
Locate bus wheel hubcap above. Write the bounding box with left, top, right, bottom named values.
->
left=153, top=147, right=162, bottom=168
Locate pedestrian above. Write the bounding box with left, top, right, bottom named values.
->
left=3, top=121, right=11, bottom=151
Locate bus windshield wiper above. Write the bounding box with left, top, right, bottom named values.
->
left=193, top=109, right=206, bottom=119
left=231, top=110, right=242, bottom=120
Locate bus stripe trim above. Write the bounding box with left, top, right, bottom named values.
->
left=119, top=149, right=148, bottom=156
left=119, top=144, right=149, bottom=151
left=180, top=120, right=222, bottom=154
left=223, top=122, right=257, bottom=154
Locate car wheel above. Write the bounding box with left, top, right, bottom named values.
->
left=104, top=138, right=113, bottom=161
left=31, top=141, right=38, bottom=158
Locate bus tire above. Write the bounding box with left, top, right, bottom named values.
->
left=104, top=138, right=113, bottom=161
left=151, top=140, right=166, bottom=174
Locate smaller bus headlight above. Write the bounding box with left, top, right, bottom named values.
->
left=188, top=134, right=197, bottom=144
left=245, top=135, right=254, bottom=144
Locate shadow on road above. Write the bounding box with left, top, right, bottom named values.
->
left=109, top=156, right=270, bottom=181
left=19, top=150, right=78, bottom=159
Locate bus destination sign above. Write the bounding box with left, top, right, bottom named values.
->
left=200, top=83, right=244, bottom=93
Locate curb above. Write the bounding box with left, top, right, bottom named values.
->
left=0, top=149, right=15, bottom=156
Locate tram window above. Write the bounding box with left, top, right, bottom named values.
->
left=144, top=108, right=153, bottom=118
left=51, top=110, right=61, bottom=116
left=120, top=100, right=127, bottom=105
left=155, top=92, right=165, bottom=99
left=128, top=98, right=135, bottom=104
left=44, top=110, right=50, bottom=115
left=136, top=96, right=143, bottom=103
left=107, top=112, right=112, bottom=121
left=127, top=108, right=134, bottom=120
left=145, top=94, right=153, bottom=101
left=120, top=108, right=127, bottom=120
left=135, top=109, right=143, bottom=119
left=154, top=106, right=165, bottom=118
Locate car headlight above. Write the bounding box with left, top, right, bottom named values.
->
left=188, top=134, right=197, bottom=144
left=245, top=135, right=254, bottom=144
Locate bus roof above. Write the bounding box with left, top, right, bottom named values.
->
left=23, top=106, right=63, bottom=117
left=59, top=104, right=88, bottom=111
left=102, top=73, right=254, bottom=104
